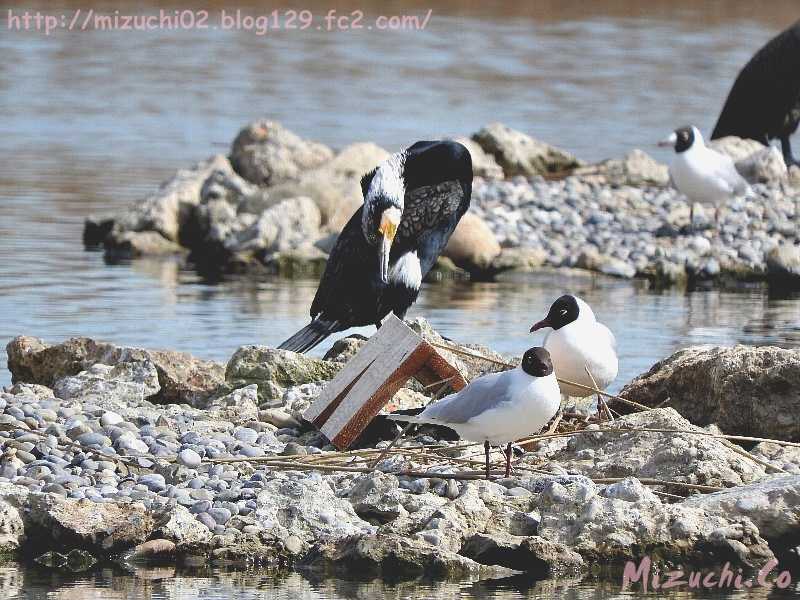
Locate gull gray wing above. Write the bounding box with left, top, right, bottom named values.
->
left=418, top=371, right=511, bottom=424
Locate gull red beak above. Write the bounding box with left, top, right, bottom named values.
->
left=530, top=319, right=549, bottom=332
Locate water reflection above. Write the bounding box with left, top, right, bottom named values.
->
left=3, top=562, right=800, bottom=600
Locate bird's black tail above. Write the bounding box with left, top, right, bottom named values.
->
left=277, top=318, right=341, bottom=353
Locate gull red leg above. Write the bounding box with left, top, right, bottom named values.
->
left=484, top=441, right=490, bottom=480
left=504, top=442, right=513, bottom=478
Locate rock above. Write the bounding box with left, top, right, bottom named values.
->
left=683, top=474, right=800, bottom=541
left=460, top=533, right=584, bottom=575
left=306, top=534, right=510, bottom=579
left=0, top=484, right=26, bottom=553
left=151, top=505, right=212, bottom=549
left=531, top=408, right=766, bottom=490
left=230, top=120, right=333, bottom=186
left=109, top=154, right=232, bottom=243
left=27, top=495, right=154, bottom=552
left=575, top=248, right=635, bottom=278
left=709, top=136, right=767, bottom=163
left=442, top=213, right=501, bottom=275
left=103, top=231, right=187, bottom=259
left=53, top=361, right=161, bottom=406
left=766, top=243, right=800, bottom=285
left=226, top=346, right=341, bottom=401
left=734, top=146, right=787, bottom=184
left=177, top=449, right=202, bottom=469
left=6, top=336, right=225, bottom=406
left=450, top=137, right=504, bottom=180
left=535, top=477, right=774, bottom=566
left=490, top=247, right=548, bottom=273
left=205, top=385, right=261, bottom=424
left=574, top=150, right=669, bottom=187
left=619, top=346, right=800, bottom=441
left=259, top=408, right=301, bottom=429
left=128, top=538, right=176, bottom=559
left=322, top=337, right=367, bottom=364
left=346, top=472, right=406, bottom=524
left=223, top=196, right=322, bottom=263
left=472, top=123, right=582, bottom=176
left=750, top=442, right=800, bottom=474
left=254, top=474, right=374, bottom=544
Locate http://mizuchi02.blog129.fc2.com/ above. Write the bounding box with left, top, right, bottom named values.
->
left=5, top=8, right=434, bottom=35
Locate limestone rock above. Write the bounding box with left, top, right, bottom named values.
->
left=530, top=408, right=766, bottom=490
left=574, top=150, right=669, bottom=187
left=472, top=123, right=582, bottom=177
left=152, top=504, right=212, bottom=549
left=27, top=495, right=154, bottom=552
left=226, top=346, right=340, bottom=401
left=230, top=120, right=333, bottom=186
left=53, top=361, right=161, bottom=406
left=460, top=533, right=584, bottom=575
left=6, top=336, right=225, bottom=406
left=619, top=346, right=800, bottom=441
left=443, top=213, right=501, bottom=275
left=683, top=474, right=800, bottom=542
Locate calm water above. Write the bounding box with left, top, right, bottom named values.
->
left=4, top=562, right=800, bottom=599
left=3, top=1, right=800, bottom=595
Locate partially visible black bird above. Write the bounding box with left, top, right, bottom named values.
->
left=712, top=21, right=800, bottom=166
left=278, top=140, right=472, bottom=353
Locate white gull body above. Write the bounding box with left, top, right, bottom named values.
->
left=666, top=126, right=750, bottom=215
left=541, top=298, right=618, bottom=398
left=388, top=366, right=561, bottom=446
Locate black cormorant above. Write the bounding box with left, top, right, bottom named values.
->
left=278, top=140, right=472, bottom=353
left=712, top=21, right=800, bottom=166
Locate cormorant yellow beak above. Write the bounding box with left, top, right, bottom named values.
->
left=378, top=207, right=401, bottom=283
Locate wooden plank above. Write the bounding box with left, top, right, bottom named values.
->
left=319, top=323, right=422, bottom=443
left=332, top=344, right=435, bottom=449
left=305, top=315, right=421, bottom=437
left=303, top=315, right=419, bottom=424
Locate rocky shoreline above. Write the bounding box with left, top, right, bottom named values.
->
left=1, top=322, right=799, bottom=580
left=84, top=120, right=800, bottom=288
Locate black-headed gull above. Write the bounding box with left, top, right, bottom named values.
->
left=530, top=295, right=618, bottom=399
left=388, top=347, right=560, bottom=479
left=658, top=125, right=750, bottom=229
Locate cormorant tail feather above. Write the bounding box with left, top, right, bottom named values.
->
left=277, top=319, right=340, bottom=353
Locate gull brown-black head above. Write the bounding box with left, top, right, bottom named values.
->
left=658, top=125, right=697, bottom=153
left=521, top=347, right=553, bottom=377
left=361, top=152, right=406, bottom=283
left=530, top=294, right=580, bottom=332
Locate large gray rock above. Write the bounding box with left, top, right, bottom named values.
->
left=573, top=150, right=670, bottom=187
left=530, top=408, right=766, bottom=490
left=89, top=154, right=232, bottom=245
left=27, top=495, right=154, bottom=553
left=53, top=361, right=161, bottom=406
left=735, top=146, right=787, bottom=184
left=451, top=137, right=504, bottom=180
left=6, top=336, right=225, bottom=406
left=254, top=473, right=374, bottom=544
left=0, top=484, right=27, bottom=554
left=460, top=533, right=584, bottom=576
left=226, top=346, right=341, bottom=401
left=230, top=120, right=333, bottom=186
left=345, top=471, right=406, bottom=524
left=442, top=213, right=501, bottom=275
left=619, top=346, right=800, bottom=441
left=683, top=474, right=800, bottom=542
left=766, top=243, right=800, bottom=284
left=306, top=534, right=511, bottom=579
left=535, top=477, right=773, bottom=566
left=152, top=504, right=212, bottom=549
left=471, top=123, right=582, bottom=177
left=265, top=142, right=389, bottom=232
